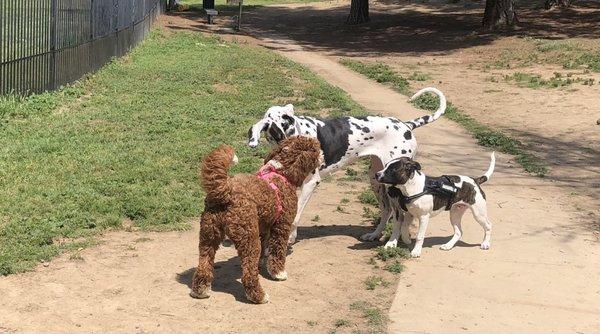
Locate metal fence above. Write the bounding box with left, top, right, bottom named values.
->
left=0, top=0, right=166, bottom=96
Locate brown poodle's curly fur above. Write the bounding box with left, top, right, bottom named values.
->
left=190, top=136, right=322, bottom=304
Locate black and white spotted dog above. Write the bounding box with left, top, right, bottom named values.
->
left=375, top=153, right=495, bottom=258
left=248, top=87, right=447, bottom=244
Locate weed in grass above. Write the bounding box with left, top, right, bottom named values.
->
left=503, top=72, right=587, bottom=89
left=358, top=189, right=378, bottom=206
left=340, top=167, right=363, bottom=182
left=0, top=31, right=365, bottom=275
left=336, top=205, right=348, bottom=214
left=134, top=237, right=152, bottom=243
left=350, top=300, right=386, bottom=330
left=311, top=215, right=320, bottom=222
left=362, top=207, right=379, bottom=221
left=341, top=198, right=350, bottom=204
left=335, top=319, right=351, bottom=327
left=375, top=246, right=410, bottom=261
left=364, top=275, right=389, bottom=290
left=340, top=59, right=410, bottom=94
left=384, top=261, right=404, bottom=274
left=307, top=320, right=318, bottom=327
left=408, top=71, right=431, bottom=81
left=69, top=253, right=84, bottom=261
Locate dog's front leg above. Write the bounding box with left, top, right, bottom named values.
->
left=411, top=214, right=430, bottom=258
left=401, top=212, right=413, bottom=245
left=384, top=209, right=403, bottom=248
left=288, top=170, right=320, bottom=244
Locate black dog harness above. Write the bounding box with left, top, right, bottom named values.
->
left=389, top=176, right=460, bottom=211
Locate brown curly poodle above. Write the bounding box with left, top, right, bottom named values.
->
left=190, top=136, right=322, bottom=304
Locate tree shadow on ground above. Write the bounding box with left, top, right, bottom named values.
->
left=165, top=0, right=600, bottom=57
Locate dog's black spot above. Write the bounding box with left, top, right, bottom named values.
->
left=268, top=124, right=285, bottom=143
left=404, top=131, right=412, bottom=140
left=354, top=116, right=370, bottom=121
left=317, top=117, right=352, bottom=168
left=393, top=125, right=399, bottom=130
left=369, top=136, right=374, bottom=139
left=394, top=146, right=398, bottom=149
left=409, top=149, right=412, bottom=153
left=389, top=118, right=400, bottom=124
left=305, top=131, right=310, bottom=135
left=401, top=149, right=407, bottom=154
left=386, top=126, right=389, bottom=129
left=362, top=127, right=371, bottom=133
left=364, top=137, right=369, bottom=141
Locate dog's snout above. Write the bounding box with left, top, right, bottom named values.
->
left=375, top=171, right=383, bottom=180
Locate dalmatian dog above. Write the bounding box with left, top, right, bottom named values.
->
left=248, top=87, right=447, bottom=245
left=375, top=153, right=495, bottom=257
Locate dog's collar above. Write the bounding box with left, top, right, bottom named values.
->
left=390, top=176, right=460, bottom=211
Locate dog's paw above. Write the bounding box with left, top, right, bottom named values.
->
left=189, top=289, right=210, bottom=299
left=271, top=271, right=288, bottom=281
left=384, top=239, right=398, bottom=249
left=410, top=249, right=422, bottom=258
left=480, top=242, right=490, bottom=250
left=361, top=231, right=381, bottom=242
left=288, top=232, right=297, bottom=245
left=439, top=243, right=453, bottom=251
left=249, top=293, right=269, bottom=304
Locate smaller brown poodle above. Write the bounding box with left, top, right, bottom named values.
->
left=190, top=136, right=322, bottom=304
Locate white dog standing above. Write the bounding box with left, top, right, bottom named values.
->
left=248, top=87, right=447, bottom=244
left=375, top=153, right=495, bottom=257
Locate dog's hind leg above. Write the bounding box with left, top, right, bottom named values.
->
left=190, top=214, right=224, bottom=299
left=470, top=202, right=492, bottom=250
left=362, top=157, right=392, bottom=241
left=288, top=170, right=320, bottom=244
left=440, top=205, right=467, bottom=251
left=267, top=219, right=293, bottom=281
left=226, top=214, right=268, bottom=304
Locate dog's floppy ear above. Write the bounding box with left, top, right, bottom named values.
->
left=408, top=160, right=421, bottom=172
left=283, top=104, right=294, bottom=116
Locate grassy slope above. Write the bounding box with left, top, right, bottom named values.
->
left=0, top=30, right=364, bottom=275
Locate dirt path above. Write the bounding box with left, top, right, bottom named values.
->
left=2, top=5, right=600, bottom=334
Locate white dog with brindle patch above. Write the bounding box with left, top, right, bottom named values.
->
left=375, top=153, right=495, bottom=258
left=248, top=87, right=447, bottom=245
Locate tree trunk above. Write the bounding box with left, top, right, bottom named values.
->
left=347, top=0, right=369, bottom=25
left=482, top=0, right=518, bottom=31
left=544, top=0, right=571, bottom=9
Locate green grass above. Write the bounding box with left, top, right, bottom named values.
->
left=503, top=72, right=593, bottom=88
left=384, top=261, right=404, bottom=274
left=375, top=246, right=410, bottom=261
left=486, top=38, right=600, bottom=73
left=358, top=189, right=378, bottom=206
left=341, top=59, right=548, bottom=176
left=364, top=275, right=389, bottom=290
left=349, top=301, right=386, bottom=332
left=334, top=319, right=351, bottom=328
left=180, top=0, right=322, bottom=10
left=0, top=30, right=365, bottom=275
left=340, top=59, right=410, bottom=94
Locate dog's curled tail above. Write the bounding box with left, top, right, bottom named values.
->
left=201, top=145, right=239, bottom=203
left=475, top=152, right=495, bottom=185
left=406, top=87, right=447, bottom=130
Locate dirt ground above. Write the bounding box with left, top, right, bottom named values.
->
left=2, top=2, right=600, bottom=333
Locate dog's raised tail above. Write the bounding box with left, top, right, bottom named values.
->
left=406, top=87, right=447, bottom=130
left=201, top=145, right=238, bottom=203
left=475, top=152, right=495, bottom=185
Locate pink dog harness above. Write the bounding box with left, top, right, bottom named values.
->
left=256, top=163, right=290, bottom=221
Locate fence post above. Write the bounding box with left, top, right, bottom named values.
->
left=50, top=0, right=57, bottom=91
